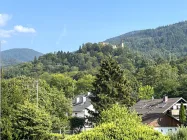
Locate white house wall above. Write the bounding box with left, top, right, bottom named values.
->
left=84, top=105, right=95, bottom=117
left=154, top=127, right=178, bottom=135
left=72, top=111, right=85, bottom=118
left=72, top=105, right=95, bottom=118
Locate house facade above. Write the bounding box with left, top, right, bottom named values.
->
left=72, top=93, right=95, bottom=131
left=132, top=96, right=186, bottom=134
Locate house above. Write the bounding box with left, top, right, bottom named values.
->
left=72, top=92, right=95, bottom=130
left=132, top=95, right=187, bottom=134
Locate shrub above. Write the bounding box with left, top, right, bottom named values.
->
left=43, top=133, right=64, bottom=140
left=169, top=126, right=187, bottom=140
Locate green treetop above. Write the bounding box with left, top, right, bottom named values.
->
left=179, top=103, right=186, bottom=124
left=90, top=57, right=135, bottom=122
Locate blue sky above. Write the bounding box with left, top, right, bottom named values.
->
left=0, top=0, right=187, bottom=54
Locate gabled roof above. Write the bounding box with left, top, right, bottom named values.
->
left=141, top=113, right=181, bottom=126
left=132, top=97, right=187, bottom=115
left=73, top=94, right=92, bottom=112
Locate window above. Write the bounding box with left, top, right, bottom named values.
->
left=173, top=105, right=177, bottom=110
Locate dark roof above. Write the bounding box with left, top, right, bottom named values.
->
left=141, top=113, right=181, bottom=126
left=142, top=113, right=163, bottom=124
left=73, top=94, right=92, bottom=112
left=132, top=97, right=186, bottom=115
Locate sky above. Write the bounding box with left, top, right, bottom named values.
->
left=0, top=0, right=187, bottom=54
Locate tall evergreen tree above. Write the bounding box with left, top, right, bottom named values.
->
left=90, top=57, right=135, bottom=121
left=179, top=103, right=186, bottom=124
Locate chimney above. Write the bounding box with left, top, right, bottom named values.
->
left=152, top=96, right=154, bottom=101
left=82, top=96, right=86, bottom=103
left=163, top=95, right=168, bottom=102
left=76, top=97, right=80, bottom=103
left=87, top=92, right=91, bottom=96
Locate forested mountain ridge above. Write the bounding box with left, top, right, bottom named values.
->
left=4, top=42, right=187, bottom=100
left=4, top=20, right=187, bottom=102
left=4, top=43, right=146, bottom=78
left=105, top=21, right=187, bottom=59
left=1, top=48, right=43, bottom=66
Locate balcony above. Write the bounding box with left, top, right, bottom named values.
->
left=171, top=110, right=179, bottom=116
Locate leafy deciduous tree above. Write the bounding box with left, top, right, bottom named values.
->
left=138, top=85, right=154, bottom=99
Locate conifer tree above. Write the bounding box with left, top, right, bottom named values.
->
left=179, top=103, right=186, bottom=124
left=90, top=57, right=134, bottom=121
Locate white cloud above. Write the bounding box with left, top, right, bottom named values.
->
left=0, top=13, right=36, bottom=39
left=0, top=29, right=14, bottom=38
left=14, top=25, right=36, bottom=33
left=0, top=14, right=11, bottom=27
left=0, top=25, right=36, bottom=38
left=1, top=40, right=7, bottom=44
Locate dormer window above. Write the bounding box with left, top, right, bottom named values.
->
left=173, top=105, right=177, bottom=110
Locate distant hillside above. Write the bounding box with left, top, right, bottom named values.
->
left=105, top=21, right=187, bottom=59
left=1, top=48, right=43, bottom=66
left=3, top=43, right=147, bottom=78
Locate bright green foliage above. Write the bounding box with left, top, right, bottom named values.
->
left=66, top=104, right=169, bottom=140
left=40, top=72, right=52, bottom=83
left=76, top=74, right=95, bottom=94
left=178, top=74, right=187, bottom=99
left=44, top=133, right=64, bottom=140
left=169, top=126, right=187, bottom=140
left=66, top=123, right=169, bottom=140
left=0, top=117, right=13, bottom=140
left=99, top=104, right=141, bottom=125
left=90, top=57, right=135, bottom=120
left=179, top=103, right=186, bottom=124
left=50, top=74, right=76, bottom=98
left=1, top=76, right=71, bottom=139
left=138, top=85, right=154, bottom=99
left=40, top=72, right=96, bottom=98
left=49, top=87, right=71, bottom=129
left=12, top=101, right=52, bottom=139
left=137, top=64, right=180, bottom=98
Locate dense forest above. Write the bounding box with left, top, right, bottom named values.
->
left=105, top=21, right=187, bottom=59
left=3, top=43, right=143, bottom=78
left=3, top=42, right=187, bottom=100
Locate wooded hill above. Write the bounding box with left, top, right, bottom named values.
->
left=3, top=20, right=187, bottom=100
left=105, top=21, right=187, bottom=59
left=1, top=48, right=43, bottom=66
left=3, top=43, right=144, bottom=78
left=3, top=42, right=187, bottom=100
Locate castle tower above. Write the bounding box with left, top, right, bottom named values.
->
left=121, top=40, right=124, bottom=47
